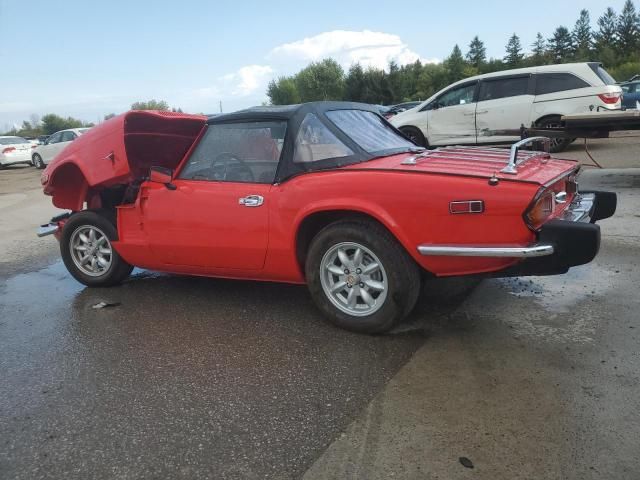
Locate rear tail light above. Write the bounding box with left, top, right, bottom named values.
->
left=598, top=92, right=621, bottom=104
left=525, top=190, right=555, bottom=231
left=31, top=144, right=38, bottom=149
left=2, top=147, right=16, bottom=154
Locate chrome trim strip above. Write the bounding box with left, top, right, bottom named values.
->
left=417, top=244, right=554, bottom=258
left=37, top=224, right=59, bottom=237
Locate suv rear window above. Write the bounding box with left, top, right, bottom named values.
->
left=479, top=76, right=529, bottom=101
left=590, top=64, right=616, bottom=85
left=535, top=73, right=590, bottom=95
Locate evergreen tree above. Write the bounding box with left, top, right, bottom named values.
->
left=345, top=64, right=366, bottom=102
left=595, top=7, right=618, bottom=48
left=466, top=36, right=487, bottom=67
left=616, top=0, right=640, bottom=53
left=531, top=32, right=547, bottom=65
left=504, top=33, right=524, bottom=67
left=547, top=26, right=573, bottom=63
left=572, top=9, right=592, bottom=60
left=445, top=45, right=466, bottom=82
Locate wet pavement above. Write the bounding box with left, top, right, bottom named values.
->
left=1, top=166, right=639, bottom=479
left=1, top=265, right=427, bottom=479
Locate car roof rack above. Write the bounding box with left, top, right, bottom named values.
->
left=401, top=137, right=550, bottom=174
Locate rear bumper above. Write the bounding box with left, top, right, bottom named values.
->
left=417, top=190, right=616, bottom=276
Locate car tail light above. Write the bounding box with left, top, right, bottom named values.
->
left=525, top=190, right=555, bottom=230
left=598, top=92, right=621, bottom=104
left=2, top=147, right=16, bottom=154
left=31, top=144, right=38, bottom=149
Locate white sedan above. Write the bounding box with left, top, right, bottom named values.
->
left=0, top=136, right=34, bottom=169
left=32, top=128, right=91, bottom=169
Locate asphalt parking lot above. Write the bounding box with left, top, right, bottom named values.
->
left=1, top=136, right=639, bottom=479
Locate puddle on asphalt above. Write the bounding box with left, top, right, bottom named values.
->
left=500, top=264, right=616, bottom=313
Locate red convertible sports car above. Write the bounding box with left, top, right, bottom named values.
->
left=38, top=102, right=616, bottom=333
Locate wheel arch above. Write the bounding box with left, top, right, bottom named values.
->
left=46, top=161, right=89, bottom=211
left=294, top=208, right=421, bottom=277
left=398, top=124, right=429, bottom=147
left=533, top=113, right=564, bottom=126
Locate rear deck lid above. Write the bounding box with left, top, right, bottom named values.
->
left=345, top=146, right=578, bottom=185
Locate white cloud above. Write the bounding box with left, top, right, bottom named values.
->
left=186, top=30, right=437, bottom=112
left=269, top=30, right=438, bottom=70
left=195, top=64, right=274, bottom=100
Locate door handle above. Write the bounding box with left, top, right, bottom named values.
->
left=238, top=195, right=264, bottom=207
left=476, top=110, right=489, bottom=115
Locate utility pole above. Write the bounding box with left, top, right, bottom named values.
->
left=219, top=101, right=223, bottom=113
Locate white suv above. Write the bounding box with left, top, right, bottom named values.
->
left=391, top=62, right=621, bottom=152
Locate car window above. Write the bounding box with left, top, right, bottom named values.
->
left=435, top=83, right=476, bottom=108
left=535, top=73, right=590, bottom=95
left=0, top=137, right=28, bottom=145
left=179, top=121, right=287, bottom=183
left=479, top=76, right=529, bottom=101
left=47, top=132, right=63, bottom=144
left=293, top=113, right=353, bottom=163
left=593, top=65, right=616, bottom=85
left=326, top=110, right=414, bottom=153
left=61, top=131, right=77, bottom=142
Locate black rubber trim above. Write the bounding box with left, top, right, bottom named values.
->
left=583, top=190, right=617, bottom=222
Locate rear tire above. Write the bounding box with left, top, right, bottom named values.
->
left=32, top=154, right=44, bottom=169
left=400, top=126, right=427, bottom=148
left=305, top=219, right=421, bottom=334
left=536, top=117, right=572, bottom=153
left=60, top=210, right=133, bottom=287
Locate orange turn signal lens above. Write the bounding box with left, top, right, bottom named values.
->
left=525, top=191, right=554, bottom=230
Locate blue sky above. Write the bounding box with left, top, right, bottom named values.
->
left=0, top=0, right=629, bottom=129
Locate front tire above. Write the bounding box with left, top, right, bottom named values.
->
left=305, top=219, right=421, bottom=333
left=60, top=210, right=133, bottom=287
left=32, top=154, right=44, bottom=169
left=399, top=126, right=427, bottom=148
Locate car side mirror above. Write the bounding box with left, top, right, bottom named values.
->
left=149, top=166, right=177, bottom=190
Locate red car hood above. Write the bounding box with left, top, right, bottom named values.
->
left=344, top=147, right=578, bottom=185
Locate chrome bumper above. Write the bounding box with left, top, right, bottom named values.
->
left=37, top=223, right=59, bottom=237
left=417, top=193, right=597, bottom=258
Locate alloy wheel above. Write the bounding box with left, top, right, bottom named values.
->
left=319, top=242, right=388, bottom=317
left=69, top=225, right=113, bottom=277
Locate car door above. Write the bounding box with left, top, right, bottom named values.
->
left=422, top=81, right=478, bottom=145
left=139, top=121, right=286, bottom=270
left=40, top=131, right=63, bottom=163
left=475, top=75, right=533, bottom=143
left=622, top=82, right=640, bottom=109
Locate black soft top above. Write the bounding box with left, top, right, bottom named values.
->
left=205, top=101, right=413, bottom=183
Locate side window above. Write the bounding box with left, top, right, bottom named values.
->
left=293, top=113, right=353, bottom=163
left=535, top=73, right=590, bottom=95
left=179, top=121, right=287, bottom=183
left=61, top=131, right=76, bottom=142
left=47, top=132, right=62, bottom=144
left=434, top=83, right=477, bottom=108
left=479, top=76, right=529, bottom=101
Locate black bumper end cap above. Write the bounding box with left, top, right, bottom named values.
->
left=584, top=190, right=617, bottom=222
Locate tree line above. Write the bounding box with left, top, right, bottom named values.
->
left=3, top=100, right=181, bottom=137
left=267, top=1, right=640, bottom=106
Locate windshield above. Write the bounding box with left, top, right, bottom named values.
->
left=326, top=109, right=416, bottom=154
left=0, top=137, right=28, bottom=145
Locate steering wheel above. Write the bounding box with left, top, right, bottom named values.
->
left=210, top=152, right=254, bottom=182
